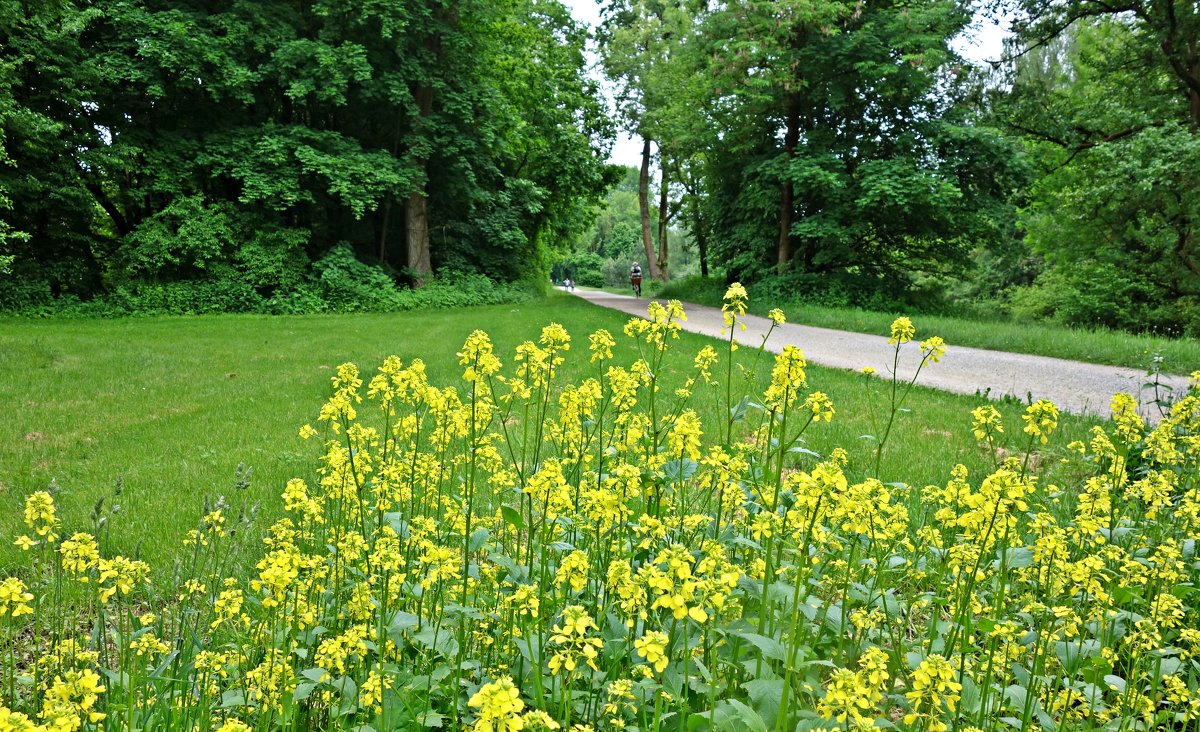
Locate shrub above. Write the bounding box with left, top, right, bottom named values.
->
left=0, top=244, right=534, bottom=317
left=554, top=250, right=605, bottom=288
left=314, top=244, right=403, bottom=312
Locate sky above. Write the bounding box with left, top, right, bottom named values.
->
left=559, top=0, right=1010, bottom=168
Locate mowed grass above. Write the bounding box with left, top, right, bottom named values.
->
left=0, top=293, right=1102, bottom=574
left=657, top=277, right=1200, bottom=373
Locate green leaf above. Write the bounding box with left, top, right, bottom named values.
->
left=710, top=699, right=769, bottom=732
left=787, top=446, right=821, bottom=458
left=735, top=632, right=788, bottom=662
left=741, top=678, right=784, bottom=729
left=1053, top=639, right=1101, bottom=674
left=500, top=504, right=524, bottom=530
left=468, top=527, right=491, bottom=552
left=413, top=627, right=460, bottom=657
left=664, top=458, right=699, bottom=482
left=1000, top=547, right=1035, bottom=569
left=293, top=682, right=318, bottom=702
left=388, top=611, right=420, bottom=639
left=960, top=675, right=981, bottom=714
left=331, top=675, right=358, bottom=717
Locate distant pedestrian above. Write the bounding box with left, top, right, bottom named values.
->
left=629, top=262, right=643, bottom=297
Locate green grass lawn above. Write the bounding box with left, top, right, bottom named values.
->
left=0, top=293, right=1102, bottom=574
left=657, top=277, right=1200, bottom=374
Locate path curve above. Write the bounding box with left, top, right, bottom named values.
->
left=568, top=288, right=1190, bottom=421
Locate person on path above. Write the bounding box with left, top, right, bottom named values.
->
left=629, top=262, right=642, bottom=297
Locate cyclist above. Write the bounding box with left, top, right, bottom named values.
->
left=629, top=262, right=643, bottom=297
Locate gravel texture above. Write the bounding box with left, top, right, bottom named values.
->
left=569, top=288, right=1190, bottom=421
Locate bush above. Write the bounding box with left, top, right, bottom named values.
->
left=0, top=244, right=534, bottom=317
left=656, top=274, right=727, bottom=303
left=554, top=250, right=605, bottom=288
left=313, top=244, right=403, bottom=312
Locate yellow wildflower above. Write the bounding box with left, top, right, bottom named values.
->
left=548, top=606, right=603, bottom=675
left=468, top=676, right=525, bottom=732
left=920, top=335, right=946, bottom=363
left=459, top=330, right=502, bottom=382
left=634, top=630, right=670, bottom=673
left=588, top=329, right=615, bottom=363
left=22, top=491, right=59, bottom=543
left=58, top=533, right=99, bottom=579
left=904, top=654, right=961, bottom=728
left=0, top=577, right=34, bottom=618
left=888, top=317, right=915, bottom=345
left=764, top=346, right=806, bottom=410
left=970, top=405, right=1003, bottom=444
left=1023, top=400, right=1059, bottom=445
left=804, top=391, right=835, bottom=422
left=39, top=669, right=106, bottom=727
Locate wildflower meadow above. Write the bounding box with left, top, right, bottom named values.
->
left=3, top=287, right=1200, bottom=732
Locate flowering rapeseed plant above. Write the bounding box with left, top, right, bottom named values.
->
left=3, top=293, right=1200, bottom=732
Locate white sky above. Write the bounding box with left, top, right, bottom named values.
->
left=559, top=0, right=1009, bottom=168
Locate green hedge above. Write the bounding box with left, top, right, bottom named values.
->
left=0, top=247, right=537, bottom=317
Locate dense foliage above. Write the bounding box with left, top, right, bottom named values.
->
left=594, top=0, right=1023, bottom=290
left=0, top=0, right=614, bottom=313
left=6, top=0, right=1197, bottom=331
left=582, top=0, right=1200, bottom=336
left=4, top=292, right=1200, bottom=732
left=993, top=12, right=1200, bottom=336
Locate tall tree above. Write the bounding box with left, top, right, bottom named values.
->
left=998, top=17, right=1200, bottom=333
left=694, top=0, right=1019, bottom=281
left=0, top=0, right=612, bottom=308
left=600, top=0, right=672, bottom=280
left=1002, top=0, right=1200, bottom=128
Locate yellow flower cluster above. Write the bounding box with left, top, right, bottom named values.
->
left=0, top=578, right=33, bottom=618
left=547, top=606, right=603, bottom=675
left=4, top=296, right=1200, bottom=732
left=904, top=655, right=962, bottom=731
left=468, top=676, right=525, bottom=732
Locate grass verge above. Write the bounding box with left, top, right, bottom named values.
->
left=658, top=276, right=1200, bottom=373
left=1, top=292, right=1100, bottom=574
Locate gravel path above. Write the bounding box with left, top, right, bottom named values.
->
left=568, top=288, right=1191, bottom=421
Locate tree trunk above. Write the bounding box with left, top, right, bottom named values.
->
left=378, top=201, right=392, bottom=264
left=1189, top=37, right=1199, bottom=128
left=406, top=82, right=436, bottom=281
left=696, top=215, right=709, bottom=278
left=406, top=192, right=432, bottom=278
left=638, top=136, right=662, bottom=280
left=657, top=160, right=670, bottom=281
left=778, top=91, right=801, bottom=269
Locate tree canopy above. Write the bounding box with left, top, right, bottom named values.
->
left=4, top=0, right=1198, bottom=333
left=0, top=0, right=615, bottom=311
left=992, top=6, right=1200, bottom=334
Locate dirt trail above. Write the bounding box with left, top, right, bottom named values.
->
left=568, top=288, right=1190, bottom=421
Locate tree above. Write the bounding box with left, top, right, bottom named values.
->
left=694, top=0, right=1019, bottom=282
left=600, top=1, right=674, bottom=280
left=0, top=0, right=613, bottom=309
left=998, top=18, right=1200, bottom=333
left=1001, top=0, right=1200, bottom=128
